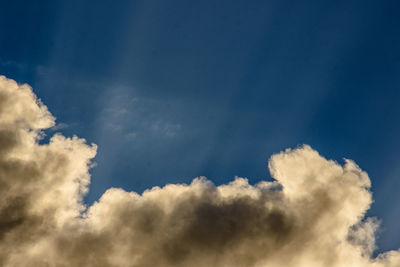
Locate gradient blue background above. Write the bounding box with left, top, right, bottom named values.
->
left=1, top=0, right=399, bottom=253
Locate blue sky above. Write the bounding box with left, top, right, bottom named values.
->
left=1, top=0, right=400, bottom=253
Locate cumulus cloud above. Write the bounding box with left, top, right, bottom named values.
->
left=0, top=75, right=399, bottom=267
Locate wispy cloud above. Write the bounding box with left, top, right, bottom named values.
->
left=50, top=122, right=69, bottom=131
left=97, top=86, right=183, bottom=141
left=151, top=120, right=181, bottom=137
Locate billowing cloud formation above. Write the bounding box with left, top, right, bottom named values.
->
left=0, top=75, right=400, bottom=267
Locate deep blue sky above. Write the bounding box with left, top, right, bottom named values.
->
left=1, top=0, right=400, bottom=252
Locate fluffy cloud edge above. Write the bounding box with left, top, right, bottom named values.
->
left=0, top=75, right=400, bottom=267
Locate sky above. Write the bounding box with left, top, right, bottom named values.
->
left=1, top=0, right=400, bottom=258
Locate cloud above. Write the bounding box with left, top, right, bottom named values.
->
left=50, top=122, right=69, bottom=131
left=0, top=75, right=399, bottom=267
left=151, top=120, right=181, bottom=137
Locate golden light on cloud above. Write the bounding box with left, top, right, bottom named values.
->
left=0, top=75, right=399, bottom=266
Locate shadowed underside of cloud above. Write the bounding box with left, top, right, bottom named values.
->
left=0, top=75, right=399, bottom=267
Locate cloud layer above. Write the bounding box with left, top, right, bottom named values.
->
left=0, top=75, right=399, bottom=266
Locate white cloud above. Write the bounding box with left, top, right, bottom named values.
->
left=0, top=75, right=400, bottom=267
